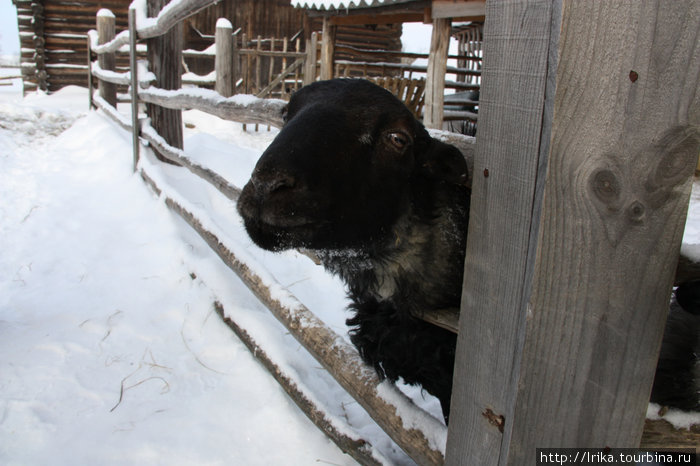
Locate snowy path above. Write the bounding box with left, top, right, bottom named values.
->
left=0, top=87, right=427, bottom=465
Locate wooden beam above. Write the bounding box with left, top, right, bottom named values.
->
left=432, top=0, right=485, bottom=19
left=446, top=1, right=700, bottom=464
left=329, top=12, right=425, bottom=26
left=423, top=18, right=450, bottom=129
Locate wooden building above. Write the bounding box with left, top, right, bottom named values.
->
left=12, top=0, right=403, bottom=94
left=292, top=0, right=486, bottom=128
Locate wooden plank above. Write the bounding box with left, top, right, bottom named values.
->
left=423, top=18, right=450, bottom=129
left=445, top=0, right=563, bottom=464
left=329, top=12, right=424, bottom=26
left=320, top=17, right=336, bottom=80
left=447, top=1, right=700, bottom=464
left=506, top=1, right=700, bottom=459
left=432, top=0, right=486, bottom=19
left=128, top=6, right=140, bottom=172
left=303, top=31, right=318, bottom=85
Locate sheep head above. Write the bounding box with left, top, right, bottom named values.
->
left=237, top=78, right=468, bottom=252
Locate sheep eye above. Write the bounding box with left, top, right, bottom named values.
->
left=386, top=131, right=410, bottom=150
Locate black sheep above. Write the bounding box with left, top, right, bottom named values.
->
left=237, top=79, right=468, bottom=422
left=237, top=78, right=699, bottom=423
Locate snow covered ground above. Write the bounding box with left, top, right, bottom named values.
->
left=1, top=77, right=698, bottom=466
left=0, top=80, right=452, bottom=465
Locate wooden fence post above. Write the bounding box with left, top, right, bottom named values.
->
left=303, top=31, right=318, bottom=85
left=231, top=31, right=239, bottom=95
left=320, top=16, right=336, bottom=81
left=446, top=1, right=700, bottom=464
left=215, top=18, right=233, bottom=97
left=96, top=8, right=117, bottom=108
left=128, top=6, right=140, bottom=172
left=86, top=35, right=93, bottom=109
left=147, top=0, right=183, bottom=160
left=423, top=17, right=450, bottom=129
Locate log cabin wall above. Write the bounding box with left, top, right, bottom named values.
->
left=13, top=0, right=403, bottom=95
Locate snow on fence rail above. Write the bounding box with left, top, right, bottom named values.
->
left=86, top=2, right=475, bottom=464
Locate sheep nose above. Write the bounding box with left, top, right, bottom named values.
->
left=251, top=170, right=296, bottom=196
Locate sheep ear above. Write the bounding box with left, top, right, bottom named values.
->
left=420, top=139, right=470, bottom=187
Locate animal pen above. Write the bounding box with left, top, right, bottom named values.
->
left=86, top=0, right=699, bottom=464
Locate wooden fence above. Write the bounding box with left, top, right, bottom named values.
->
left=87, top=13, right=480, bottom=128
left=86, top=1, right=479, bottom=464
left=87, top=0, right=700, bottom=464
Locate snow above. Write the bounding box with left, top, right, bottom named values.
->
left=97, top=8, right=115, bottom=18
left=1, top=75, right=699, bottom=465
left=216, top=18, right=232, bottom=29
left=0, top=83, right=447, bottom=465
left=647, top=404, right=700, bottom=431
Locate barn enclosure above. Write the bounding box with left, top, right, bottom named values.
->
left=43, top=0, right=700, bottom=464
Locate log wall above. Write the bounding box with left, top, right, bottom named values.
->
left=13, top=0, right=403, bottom=94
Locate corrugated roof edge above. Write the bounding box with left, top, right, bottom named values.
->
left=291, top=0, right=418, bottom=11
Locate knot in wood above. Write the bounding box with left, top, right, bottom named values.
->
left=590, top=169, right=620, bottom=206
left=627, top=200, right=646, bottom=224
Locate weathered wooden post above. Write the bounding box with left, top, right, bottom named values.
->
left=215, top=18, right=233, bottom=97
left=423, top=17, right=450, bottom=129
left=320, top=16, right=336, bottom=81
left=303, top=31, right=318, bottom=85
left=146, top=0, right=183, bottom=161
left=86, top=35, right=93, bottom=109
left=446, top=1, right=700, bottom=464
left=128, top=6, right=140, bottom=172
left=96, top=8, right=117, bottom=108
left=231, top=31, right=239, bottom=95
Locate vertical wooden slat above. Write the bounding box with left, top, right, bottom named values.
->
left=294, top=37, right=301, bottom=91
left=445, top=0, right=564, bottom=464
left=86, top=34, right=93, bottom=110
left=303, top=31, right=318, bottom=85
left=320, top=16, right=336, bottom=80
left=255, top=35, right=262, bottom=94
left=231, top=30, right=239, bottom=95
left=96, top=9, right=116, bottom=108
left=423, top=17, right=450, bottom=129
left=242, top=32, right=249, bottom=94
left=128, top=6, right=140, bottom=172
left=215, top=18, right=234, bottom=97
left=281, top=36, right=288, bottom=98
left=507, top=1, right=699, bottom=460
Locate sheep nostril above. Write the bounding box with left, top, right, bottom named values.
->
left=252, top=172, right=296, bottom=195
